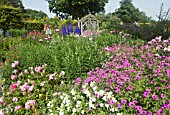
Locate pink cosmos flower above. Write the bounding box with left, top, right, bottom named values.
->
left=25, top=104, right=30, bottom=110
left=11, top=75, right=17, bottom=80
left=161, top=93, right=166, bottom=98
left=28, top=85, right=34, bottom=91
left=109, top=99, right=115, bottom=105
left=35, top=66, right=43, bottom=72
left=0, top=96, right=5, bottom=104
left=121, top=99, right=127, bottom=104
left=12, top=70, right=18, bottom=74
left=10, top=83, right=18, bottom=93
left=14, top=106, right=22, bottom=111
left=118, top=103, right=122, bottom=108
left=28, top=100, right=35, bottom=105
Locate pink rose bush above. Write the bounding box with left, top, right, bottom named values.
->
left=0, top=61, right=66, bottom=114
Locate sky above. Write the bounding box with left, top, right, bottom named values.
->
left=22, top=0, right=170, bottom=20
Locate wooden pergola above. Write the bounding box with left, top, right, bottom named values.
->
left=78, top=13, right=100, bottom=36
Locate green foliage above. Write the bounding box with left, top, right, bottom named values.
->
left=7, top=29, right=28, bottom=37
left=0, top=6, right=22, bottom=31
left=114, top=0, right=149, bottom=23
left=23, top=9, right=48, bottom=20
left=46, top=0, right=109, bottom=19
left=4, top=0, right=24, bottom=12
left=2, top=34, right=122, bottom=83
left=23, top=21, right=44, bottom=32
left=140, top=3, right=170, bottom=40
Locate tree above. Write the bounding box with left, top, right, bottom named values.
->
left=23, top=9, right=48, bottom=20
left=2, top=0, right=25, bottom=12
left=46, top=0, right=109, bottom=19
left=114, top=0, right=149, bottom=23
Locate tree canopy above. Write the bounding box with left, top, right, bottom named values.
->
left=23, top=9, right=48, bottom=20
left=1, top=0, right=24, bottom=12
left=114, top=0, right=149, bottom=23
left=46, top=0, right=109, bottom=19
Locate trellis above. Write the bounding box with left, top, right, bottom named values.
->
left=78, top=13, right=100, bottom=36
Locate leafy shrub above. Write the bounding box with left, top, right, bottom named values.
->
left=0, top=5, right=22, bottom=32
left=23, top=21, right=44, bottom=32
left=7, top=29, right=28, bottom=37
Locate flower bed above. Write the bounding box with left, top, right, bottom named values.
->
left=0, top=36, right=170, bottom=115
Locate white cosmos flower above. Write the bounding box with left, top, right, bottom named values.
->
left=105, top=104, right=109, bottom=108
left=99, top=90, right=105, bottom=96
left=100, top=103, right=104, bottom=107
left=81, top=110, right=84, bottom=114
left=65, top=99, right=70, bottom=106
left=107, top=92, right=113, bottom=98
left=72, top=108, right=76, bottom=113
left=59, top=110, right=64, bottom=115
left=89, top=102, right=95, bottom=109
left=111, top=97, right=117, bottom=103
left=117, top=113, right=122, bottom=115
left=110, top=108, right=115, bottom=112
left=77, top=101, right=81, bottom=105
left=90, top=81, right=95, bottom=87
left=73, top=97, right=76, bottom=100
left=102, top=96, right=107, bottom=101
left=82, top=83, right=88, bottom=89
left=60, top=95, right=64, bottom=100
left=71, top=89, right=76, bottom=95
left=92, top=86, right=97, bottom=91
left=83, top=89, right=91, bottom=97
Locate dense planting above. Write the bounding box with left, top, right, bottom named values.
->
left=0, top=36, right=169, bottom=114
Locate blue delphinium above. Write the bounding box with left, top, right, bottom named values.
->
left=67, top=23, right=73, bottom=34
left=74, top=26, right=81, bottom=35
left=62, top=26, right=67, bottom=36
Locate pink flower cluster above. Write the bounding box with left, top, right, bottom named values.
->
left=25, top=100, right=35, bottom=110
left=12, top=61, right=19, bottom=68
left=79, top=36, right=170, bottom=114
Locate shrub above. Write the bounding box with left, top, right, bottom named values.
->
left=0, top=6, right=22, bottom=32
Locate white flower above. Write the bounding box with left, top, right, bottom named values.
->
left=60, top=95, right=64, bottom=100
left=72, top=108, right=76, bottom=113
left=102, top=96, right=107, bottom=101
left=81, top=110, right=84, bottom=114
left=100, top=103, right=104, bottom=107
left=105, top=104, right=109, bottom=108
left=117, top=113, right=122, bottom=115
left=107, top=92, right=113, bottom=99
left=77, top=101, right=81, bottom=105
left=71, top=89, right=76, bottom=95
left=111, top=97, right=117, bottom=103
left=60, top=103, right=64, bottom=108
left=92, top=86, right=97, bottom=91
left=59, top=110, right=64, bottom=115
left=65, top=99, right=70, bottom=106
left=83, top=89, right=91, bottom=97
left=98, top=90, right=105, bottom=96
left=92, top=97, right=96, bottom=102
left=110, top=108, right=115, bottom=112
left=89, top=102, right=95, bottom=109
left=89, top=38, right=93, bottom=41
left=82, top=83, right=88, bottom=89
left=73, top=97, right=76, bottom=100
left=60, top=71, right=65, bottom=76
left=90, top=81, right=95, bottom=87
